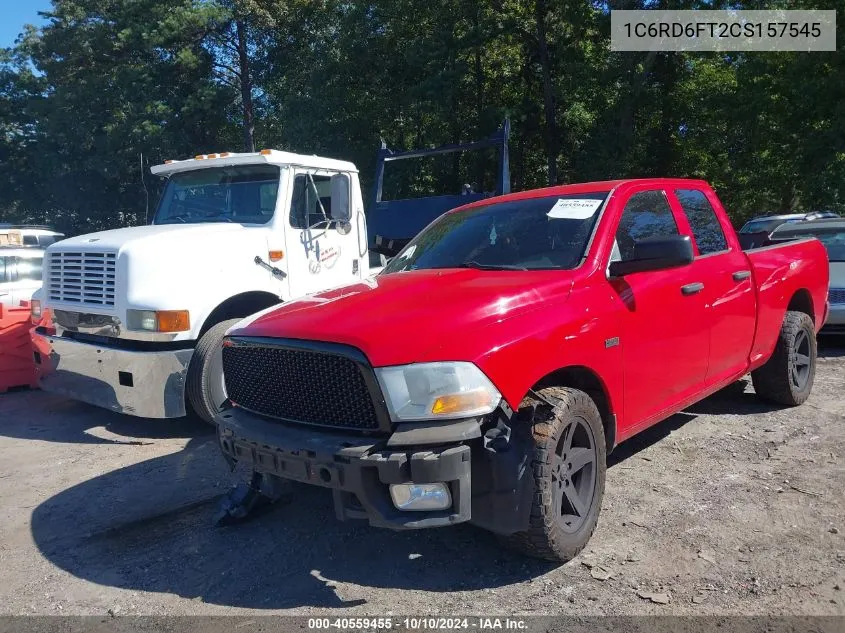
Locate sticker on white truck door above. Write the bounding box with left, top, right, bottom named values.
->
left=320, top=245, right=341, bottom=269
left=547, top=198, right=603, bottom=219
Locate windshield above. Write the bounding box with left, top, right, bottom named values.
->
left=775, top=227, right=845, bottom=262
left=153, top=165, right=280, bottom=225
left=740, top=219, right=774, bottom=233
left=382, top=192, right=608, bottom=273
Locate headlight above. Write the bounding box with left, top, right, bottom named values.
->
left=126, top=309, right=190, bottom=333
left=375, top=361, right=501, bottom=422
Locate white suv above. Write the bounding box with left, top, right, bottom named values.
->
left=0, top=225, right=65, bottom=248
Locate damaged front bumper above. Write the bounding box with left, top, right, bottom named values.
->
left=217, top=402, right=538, bottom=534
left=216, top=406, right=474, bottom=529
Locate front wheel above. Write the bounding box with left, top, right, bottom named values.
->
left=751, top=310, right=816, bottom=406
left=501, top=387, right=606, bottom=562
left=186, top=318, right=241, bottom=425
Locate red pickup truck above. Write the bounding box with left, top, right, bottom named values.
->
left=215, top=178, right=829, bottom=561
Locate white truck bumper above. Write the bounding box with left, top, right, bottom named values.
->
left=33, top=330, right=194, bottom=418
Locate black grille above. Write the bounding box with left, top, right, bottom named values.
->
left=222, top=341, right=382, bottom=431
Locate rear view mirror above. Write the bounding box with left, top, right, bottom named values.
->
left=331, top=174, right=351, bottom=222
left=609, top=235, right=694, bottom=277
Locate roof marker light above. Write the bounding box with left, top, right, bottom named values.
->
left=260, top=149, right=273, bottom=155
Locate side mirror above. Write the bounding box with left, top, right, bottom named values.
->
left=336, top=221, right=352, bottom=235
left=330, top=174, right=351, bottom=222
left=608, top=235, right=694, bottom=277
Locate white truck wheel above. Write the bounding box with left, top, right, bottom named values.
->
left=186, top=318, right=241, bottom=424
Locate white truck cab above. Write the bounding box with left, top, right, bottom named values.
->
left=33, top=150, right=375, bottom=422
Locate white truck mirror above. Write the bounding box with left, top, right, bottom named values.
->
left=331, top=174, right=351, bottom=222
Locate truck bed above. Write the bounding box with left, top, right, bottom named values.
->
left=746, top=237, right=830, bottom=369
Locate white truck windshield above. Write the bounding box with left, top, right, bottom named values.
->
left=154, top=165, right=280, bottom=225
left=382, top=192, right=609, bottom=273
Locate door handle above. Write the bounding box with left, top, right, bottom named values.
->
left=681, top=282, right=705, bottom=296
left=733, top=270, right=751, bottom=281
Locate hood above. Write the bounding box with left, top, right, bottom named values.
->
left=51, top=223, right=246, bottom=251
left=48, top=223, right=273, bottom=313
left=231, top=268, right=575, bottom=366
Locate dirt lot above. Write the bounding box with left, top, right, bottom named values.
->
left=0, top=340, right=843, bottom=616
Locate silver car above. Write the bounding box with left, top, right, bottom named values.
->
left=0, top=248, right=45, bottom=308
left=770, top=219, right=845, bottom=333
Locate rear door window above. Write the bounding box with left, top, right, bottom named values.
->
left=676, top=189, right=728, bottom=255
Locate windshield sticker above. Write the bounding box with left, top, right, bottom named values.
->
left=547, top=198, right=603, bottom=220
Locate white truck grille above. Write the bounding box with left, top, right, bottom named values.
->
left=47, top=250, right=117, bottom=307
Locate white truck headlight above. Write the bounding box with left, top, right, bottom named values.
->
left=126, top=309, right=190, bottom=333
left=375, top=362, right=501, bottom=422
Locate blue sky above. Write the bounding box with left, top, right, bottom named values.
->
left=0, top=0, right=52, bottom=48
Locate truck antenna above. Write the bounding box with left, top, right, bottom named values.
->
left=140, top=152, right=150, bottom=226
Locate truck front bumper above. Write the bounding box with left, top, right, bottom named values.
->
left=216, top=406, right=473, bottom=529
left=32, top=328, right=194, bottom=418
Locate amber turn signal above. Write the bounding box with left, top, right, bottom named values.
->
left=431, top=390, right=495, bottom=416
left=156, top=310, right=191, bottom=333
left=269, top=250, right=284, bottom=262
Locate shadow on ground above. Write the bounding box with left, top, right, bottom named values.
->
left=818, top=334, right=845, bottom=358
left=31, top=430, right=557, bottom=609
left=0, top=391, right=211, bottom=444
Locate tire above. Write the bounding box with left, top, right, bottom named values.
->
left=186, top=318, right=241, bottom=425
left=751, top=310, right=816, bottom=407
left=501, top=387, right=607, bottom=562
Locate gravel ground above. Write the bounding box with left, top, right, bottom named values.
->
left=0, top=339, right=843, bottom=616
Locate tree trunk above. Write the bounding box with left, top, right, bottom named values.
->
left=236, top=19, right=255, bottom=153
left=780, top=183, right=797, bottom=211
left=535, top=0, right=557, bottom=185
left=473, top=7, right=484, bottom=188
left=617, top=50, right=658, bottom=161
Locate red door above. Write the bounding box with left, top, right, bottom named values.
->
left=607, top=187, right=710, bottom=436
left=669, top=187, right=756, bottom=386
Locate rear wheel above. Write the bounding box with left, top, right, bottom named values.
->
left=186, top=318, right=241, bottom=425
left=751, top=310, right=816, bottom=406
left=501, top=387, right=606, bottom=562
